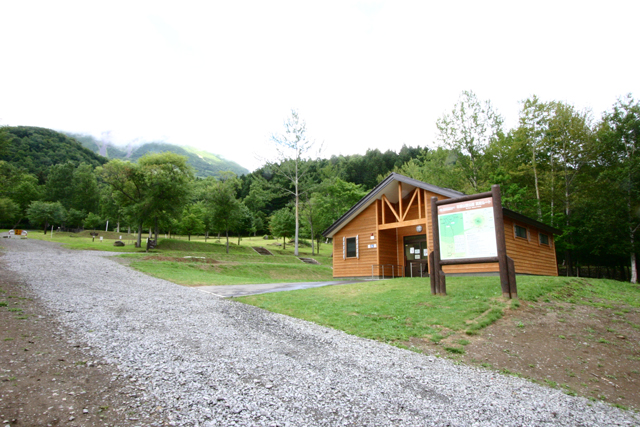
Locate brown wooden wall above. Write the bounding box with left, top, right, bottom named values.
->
left=378, top=229, right=398, bottom=272
left=332, top=203, right=378, bottom=278
left=504, top=217, right=558, bottom=276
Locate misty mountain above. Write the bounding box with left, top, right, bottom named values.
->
left=1, top=126, right=107, bottom=179
left=65, top=133, right=249, bottom=177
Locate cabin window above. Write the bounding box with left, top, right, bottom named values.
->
left=514, top=224, right=528, bottom=240
left=346, top=237, right=358, bottom=258
left=539, top=233, right=550, bottom=245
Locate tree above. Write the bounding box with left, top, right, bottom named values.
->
left=26, top=201, right=66, bottom=233
left=232, top=203, right=255, bottom=245
left=596, top=95, right=640, bottom=282
left=98, top=159, right=147, bottom=247
left=436, top=90, right=503, bottom=192
left=207, top=173, right=242, bottom=253
left=180, top=204, right=205, bottom=241
left=99, top=153, right=192, bottom=250
left=83, top=212, right=103, bottom=231
left=70, top=163, right=100, bottom=213
left=0, top=161, right=42, bottom=227
left=311, top=178, right=367, bottom=243
left=44, top=162, right=76, bottom=208
left=0, top=126, right=9, bottom=157
left=269, top=207, right=295, bottom=250
left=65, top=208, right=87, bottom=230
left=546, top=102, right=592, bottom=275
left=394, top=148, right=467, bottom=192
left=138, top=152, right=193, bottom=243
left=265, top=109, right=318, bottom=256
left=0, top=197, right=19, bottom=226
left=514, top=96, right=553, bottom=220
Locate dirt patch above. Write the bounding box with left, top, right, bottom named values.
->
left=0, top=263, right=165, bottom=426
left=404, top=300, right=640, bottom=411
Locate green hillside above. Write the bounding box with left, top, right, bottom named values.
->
left=66, top=133, right=249, bottom=177
left=1, top=127, right=106, bottom=177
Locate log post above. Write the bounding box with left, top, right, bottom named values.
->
left=431, top=196, right=445, bottom=295
left=507, top=256, right=518, bottom=298
left=492, top=185, right=511, bottom=299
left=429, top=250, right=436, bottom=295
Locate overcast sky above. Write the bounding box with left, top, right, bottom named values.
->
left=2, top=1, right=638, bottom=171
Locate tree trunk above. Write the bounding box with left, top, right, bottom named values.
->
left=532, top=148, right=542, bottom=221
left=237, top=235, right=241, bottom=246
left=565, top=250, right=572, bottom=277
left=294, top=180, right=299, bottom=256
left=310, top=223, right=315, bottom=256
left=154, top=216, right=159, bottom=243
left=188, top=234, right=191, bottom=241
left=44, top=222, right=48, bottom=234
left=550, top=157, right=555, bottom=227
left=225, top=229, right=229, bottom=254
left=137, top=222, right=143, bottom=249
left=283, top=236, right=286, bottom=250
left=205, top=231, right=208, bottom=242
left=116, top=221, right=120, bottom=233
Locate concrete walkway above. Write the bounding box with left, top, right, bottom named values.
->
left=195, top=280, right=365, bottom=297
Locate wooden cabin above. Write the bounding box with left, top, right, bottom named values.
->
left=322, top=173, right=559, bottom=279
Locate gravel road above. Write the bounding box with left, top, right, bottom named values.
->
left=1, top=239, right=638, bottom=427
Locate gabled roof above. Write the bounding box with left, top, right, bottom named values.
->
left=322, top=173, right=465, bottom=238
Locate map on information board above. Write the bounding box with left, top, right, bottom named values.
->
left=437, top=197, right=497, bottom=260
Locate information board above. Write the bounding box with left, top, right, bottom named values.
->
left=437, top=197, right=497, bottom=260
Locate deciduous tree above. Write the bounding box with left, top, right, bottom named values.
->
left=269, top=207, right=295, bottom=250
left=596, top=95, right=640, bottom=282
left=265, top=109, right=318, bottom=256
left=436, top=90, right=503, bottom=192
left=207, top=173, right=242, bottom=253
left=27, top=201, right=66, bottom=233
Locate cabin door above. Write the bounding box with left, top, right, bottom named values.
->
left=403, top=235, right=428, bottom=277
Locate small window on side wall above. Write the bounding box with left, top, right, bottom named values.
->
left=346, top=237, right=357, bottom=258
left=539, top=233, right=550, bottom=245
left=515, top=224, right=528, bottom=239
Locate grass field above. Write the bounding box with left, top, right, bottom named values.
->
left=237, top=275, right=640, bottom=344
left=13, top=229, right=144, bottom=252
left=1, top=230, right=334, bottom=285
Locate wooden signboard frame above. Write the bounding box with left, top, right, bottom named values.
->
left=429, top=184, right=517, bottom=299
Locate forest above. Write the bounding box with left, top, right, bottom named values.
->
left=0, top=92, right=638, bottom=282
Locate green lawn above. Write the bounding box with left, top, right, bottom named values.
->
left=4, top=229, right=144, bottom=252
left=130, top=259, right=333, bottom=286
left=127, top=238, right=334, bottom=285
left=2, top=230, right=334, bottom=285
left=237, top=276, right=640, bottom=344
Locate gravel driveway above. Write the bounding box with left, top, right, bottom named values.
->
left=1, top=239, right=638, bottom=426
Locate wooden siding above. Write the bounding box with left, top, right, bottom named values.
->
left=332, top=203, right=378, bottom=278
left=504, top=217, right=558, bottom=276
left=378, top=228, right=399, bottom=276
